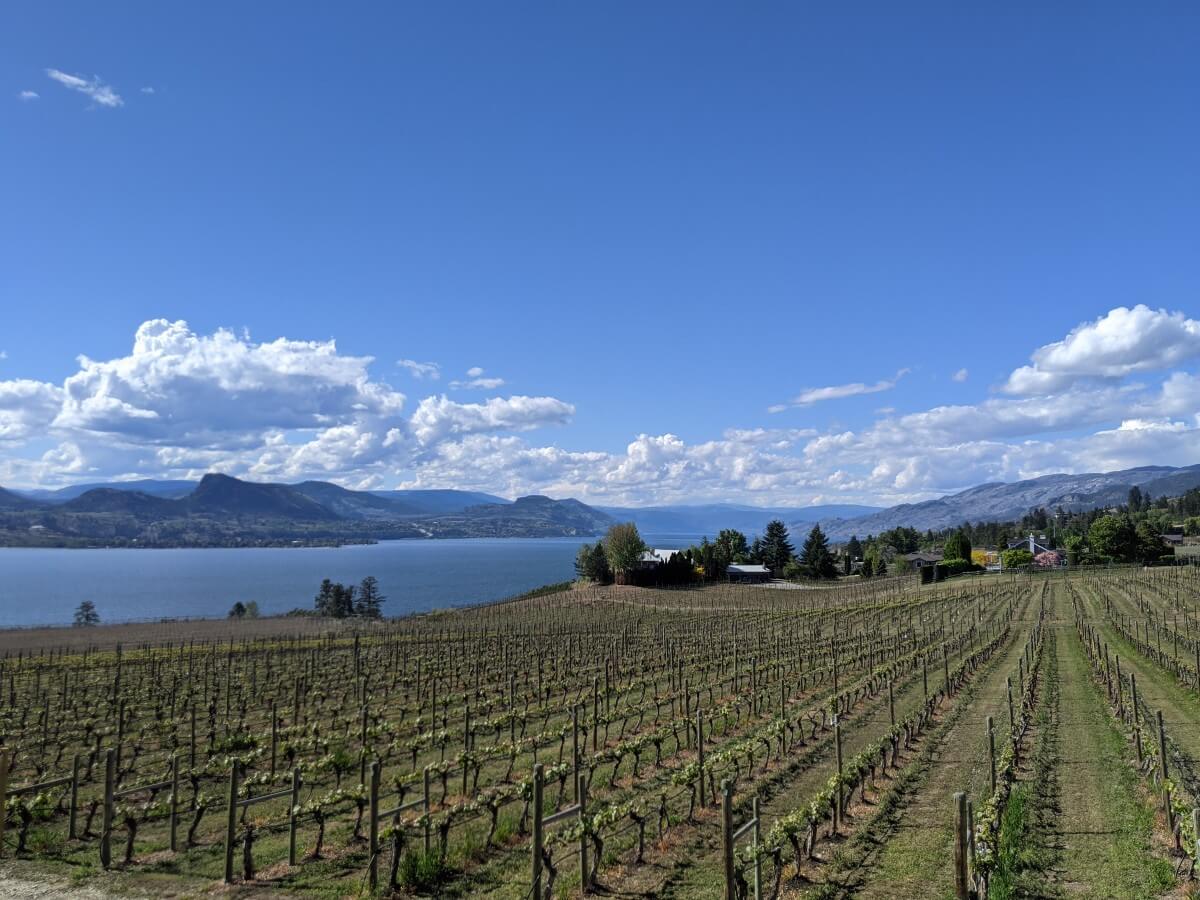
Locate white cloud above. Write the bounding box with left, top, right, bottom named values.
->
left=18, top=90, right=38, bottom=101
left=140, top=86, right=155, bottom=95
left=397, top=359, right=440, bottom=380
left=952, top=368, right=968, bottom=382
left=0, top=380, right=63, bottom=443
left=773, top=369, right=909, bottom=411
left=1003, top=305, right=1200, bottom=395
left=451, top=376, right=506, bottom=390
left=45, top=69, right=123, bottom=108
left=450, top=366, right=505, bottom=390
left=410, top=395, right=573, bottom=444
left=4, top=312, right=1200, bottom=506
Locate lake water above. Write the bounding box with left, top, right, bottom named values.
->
left=0, top=535, right=701, bottom=627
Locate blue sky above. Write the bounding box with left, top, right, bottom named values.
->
left=2, top=3, right=1199, bottom=505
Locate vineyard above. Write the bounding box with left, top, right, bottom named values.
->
left=3, top=570, right=1200, bottom=899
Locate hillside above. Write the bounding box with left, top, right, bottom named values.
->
left=0, top=475, right=611, bottom=547
left=597, top=502, right=881, bottom=536
left=817, top=464, right=1200, bottom=539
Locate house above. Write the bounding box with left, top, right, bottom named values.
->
left=1007, top=533, right=1053, bottom=555
left=727, top=563, right=771, bottom=583
left=903, top=551, right=943, bottom=569
left=638, top=548, right=682, bottom=570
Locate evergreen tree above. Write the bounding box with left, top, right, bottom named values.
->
left=860, top=557, right=873, bottom=578
left=73, top=600, right=100, bottom=627
left=758, top=520, right=795, bottom=573
left=797, top=524, right=838, bottom=580
left=845, top=535, right=863, bottom=562
left=315, top=578, right=337, bottom=616
left=575, top=542, right=611, bottom=583
left=355, top=576, right=385, bottom=618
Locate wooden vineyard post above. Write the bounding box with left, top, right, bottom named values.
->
left=752, top=795, right=762, bottom=900
left=1193, top=809, right=1200, bottom=867
left=572, top=704, right=581, bottom=802
left=288, top=768, right=301, bottom=866
left=270, top=700, right=278, bottom=778
left=100, top=748, right=114, bottom=869
left=684, top=682, right=692, bottom=749
left=943, top=643, right=949, bottom=696
left=721, top=779, right=735, bottom=900
left=1157, top=710, right=1172, bottom=827
left=0, top=749, right=9, bottom=857
left=922, top=655, right=928, bottom=700
left=368, top=760, right=380, bottom=891
left=69, top=753, right=81, bottom=840
left=888, top=677, right=895, bottom=727
left=1132, top=674, right=1143, bottom=762
left=953, top=791, right=969, bottom=899
left=578, top=772, right=589, bottom=891
left=360, top=705, right=369, bottom=785
left=1006, top=677, right=1014, bottom=732
left=696, top=708, right=706, bottom=808
left=224, top=760, right=240, bottom=883
left=170, top=752, right=180, bottom=852
left=833, top=714, right=843, bottom=832
left=423, top=766, right=432, bottom=852
left=987, top=716, right=996, bottom=795
left=531, top=763, right=544, bottom=899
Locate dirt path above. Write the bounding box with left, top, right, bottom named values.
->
left=1047, top=591, right=1176, bottom=897
left=849, top=596, right=1040, bottom=899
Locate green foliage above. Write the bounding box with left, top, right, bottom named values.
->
left=603, top=522, right=646, bottom=584
left=575, top=541, right=612, bottom=583
left=942, top=529, right=971, bottom=562
left=1002, top=548, right=1034, bottom=569
left=796, top=524, right=838, bottom=580
left=1089, top=515, right=1136, bottom=563
left=354, top=575, right=385, bottom=618
left=398, top=847, right=448, bottom=889
left=73, top=600, right=100, bottom=627
left=228, top=601, right=247, bottom=618
left=757, top=520, right=795, bottom=572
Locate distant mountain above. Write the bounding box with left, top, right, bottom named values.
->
left=62, top=488, right=180, bottom=517
left=598, top=502, right=881, bottom=537
left=17, top=479, right=198, bottom=503
left=454, top=495, right=614, bottom=535
left=292, top=481, right=426, bottom=519
left=187, top=473, right=340, bottom=520
left=0, top=487, right=36, bottom=510
left=0, top=474, right=609, bottom=547
left=817, top=464, right=1200, bottom=540
left=367, top=489, right=510, bottom=515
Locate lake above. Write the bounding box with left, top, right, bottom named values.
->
left=0, top=535, right=701, bottom=627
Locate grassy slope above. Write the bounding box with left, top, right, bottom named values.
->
left=847, top=592, right=1039, bottom=899
left=1051, top=585, right=1174, bottom=898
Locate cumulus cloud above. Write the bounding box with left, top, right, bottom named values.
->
left=18, top=90, right=38, bottom=101
left=952, top=368, right=968, bottom=382
left=0, top=320, right=591, bottom=490
left=397, top=359, right=440, bottom=380
left=3, top=312, right=1200, bottom=506
left=410, top=395, right=573, bottom=444
left=1003, top=305, right=1200, bottom=395
left=772, top=369, right=909, bottom=411
left=45, top=69, right=123, bottom=108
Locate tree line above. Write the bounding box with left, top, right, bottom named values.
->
left=576, top=519, right=842, bottom=586
left=313, top=575, right=386, bottom=618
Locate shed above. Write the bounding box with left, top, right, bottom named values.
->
left=727, top=563, right=771, bottom=583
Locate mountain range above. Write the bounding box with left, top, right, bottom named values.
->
left=814, top=464, right=1200, bottom=540
left=3, top=462, right=1198, bottom=548
left=0, top=474, right=612, bottom=547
